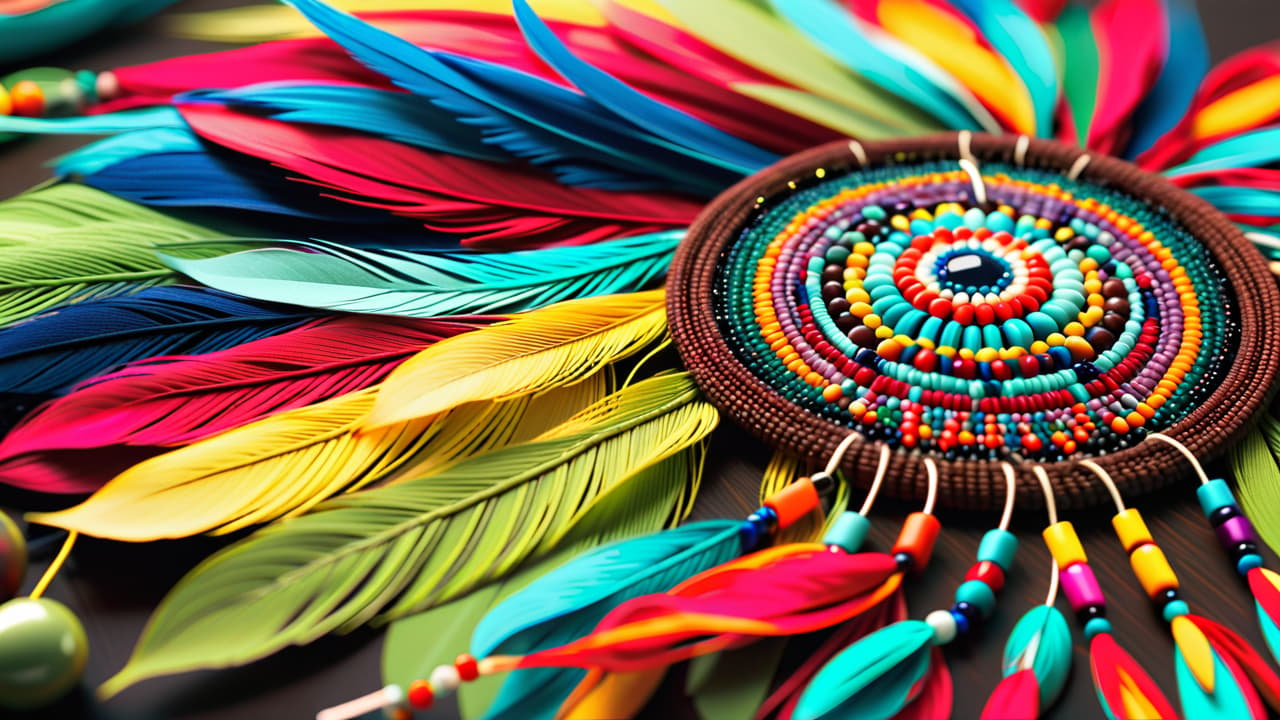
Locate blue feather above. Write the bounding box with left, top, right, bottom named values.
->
left=0, top=106, right=184, bottom=137
left=1125, top=0, right=1209, bottom=158
left=510, top=0, right=777, bottom=175
left=56, top=127, right=203, bottom=178
left=179, top=83, right=507, bottom=163
left=1166, top=126, right=1280, bottom=177
left=281, top=0, right=733, bottom=195
left=794, top=620, right=935, bottom=720
left=0, top=286, right=317, bottom=394
left=1001, top=604, right=1072, bottom=707
left=160, top=230, right=682, bottom=317
left=769, top=0, right=988, bottom=132
left=945, top=0, right=1059, bottom=136
left=473, top=520, right=743, bottom=719
left=1175, top=645, right=1258, bottom=718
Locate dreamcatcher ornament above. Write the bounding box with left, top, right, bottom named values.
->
left=5, top=1, right=1280, bottom=719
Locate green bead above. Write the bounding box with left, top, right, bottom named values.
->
left=0, top=514, right=23, bottom=602
left=0, top=598, right=88, bottom=710
left=977, top=529, right=1018, bottom=569
left=955, top=580, right=996, bottom=619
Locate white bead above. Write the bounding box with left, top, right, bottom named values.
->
left=953, top=292, right=969, bottom=305
left=382, top=684, right=406, bottom=706
left=925, top=609, right=957, bottom=645
left=429, top=665, right=461, bottom=697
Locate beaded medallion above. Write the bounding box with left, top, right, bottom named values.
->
left=668, top=133, right=1280, bottom=509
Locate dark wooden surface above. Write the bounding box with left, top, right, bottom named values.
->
left=3, top=2, right=1280, bottom=718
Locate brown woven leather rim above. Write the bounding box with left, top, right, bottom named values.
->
left=668, top=132, right=1280, bottom=510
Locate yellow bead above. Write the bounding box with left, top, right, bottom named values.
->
left=1043, top=521, right=1087, bottom=569
left=974, top=348, right=999, bottom=362
left=1064, top=322, right=1086, bottom=337
left=1111, top=509, right=1153, bottom=552
left=863, top=313, right=881, bottom=329
left=1029, top=340, right=1050, bottom=354
left=1130, top=543, right=1178, bottom=598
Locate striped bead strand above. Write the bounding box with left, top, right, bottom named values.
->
left=1044, top=521, right=1113, bottom=639
left=1196, top=478, right=1265, bottom=575
left=926, top=529, right=1018, bottom=642
left=1111, top=509, right=1188, bottom=622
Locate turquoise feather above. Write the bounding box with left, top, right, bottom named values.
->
left=948, top=0, right=1059, bottom=136
left=0, top=107, right=184, bottom=137
left=1175, top=644, right=1259, bottom=719
left=472, top=520, right=743, bottom=719
left=1167, top=126, right=1280, bottom=177
left=1001, top=605, right=1072, bottom=708
left=161, top=231, right=681, bottom=318
left=1254, top=600, right=1280, bottom=667
left=56, top=127, right=203, bottom=178
left=793, top=620, right=934, bottom=720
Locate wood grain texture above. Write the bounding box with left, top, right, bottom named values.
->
left=2, top=1, right=1279, bottom=719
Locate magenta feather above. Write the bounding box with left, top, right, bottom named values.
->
left=0, top=315, right=478, bottom=493
left=981, top=669, right=1041, bottom=720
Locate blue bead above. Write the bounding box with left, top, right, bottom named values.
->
left=1084, top=617, right=1112, bottom=640
left=955, top=580, right=997, bottom=619
left=1163, top=600, right=1190, bottom=622
left=737, top=521, right=760, bottom=550
left=823, top=512, right=870, bottom=553
left=1238, top=554, right=1264, bottom=575
left=951, top=609, right=971, bottom=634
left=1196, top=479, right=1237, bottom=519
left=977, top=529, right=1019, bottom=569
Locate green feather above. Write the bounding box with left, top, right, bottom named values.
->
left=1001, top=604, right=1073, bottom=707
left=99, top=372, right=717, bottom=697
left=1229, top=421, right=1280, bottom=552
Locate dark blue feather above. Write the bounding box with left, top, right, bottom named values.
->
left=510, top=0, right=777, bottom=174
left=281, top=0, right=734, bottom=195
left=0, top=286, right=318, bottom=394
left=1124, top=0, right=1209, bottom=158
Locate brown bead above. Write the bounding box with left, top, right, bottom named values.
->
left=1102, top=312, right=1126, bottom=333
left=848, top=325, right=877, bottom=347
left=1103, top=297, right=1129, bottom=314
left=1101, top=278, right=1127, bottom=298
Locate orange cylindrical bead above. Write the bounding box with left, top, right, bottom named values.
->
left=1130, top=544, right=1179, bottom=598
left=891, top=512, right=941, bottom=572
left=1112, top=509, right=1154, bottom=552
left=764, top=477, right=819, bottom=529
left=1043, top=521, right=1087, bottom=569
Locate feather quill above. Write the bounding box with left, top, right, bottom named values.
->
left=0, top=286, right=318, bottom=396
left=96, top=372, right=718, bottom=696
left=160, top=232, right=679, bottom=317
left=0, top=316, right=478, bottom=492
left=365, top=289, right=666, bottom=427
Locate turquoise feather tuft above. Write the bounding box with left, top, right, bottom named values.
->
left=1175, top=642, right=1264, bottom=719
left=472, top=520, right=744, bottom=718
left=160, top=231, right=682, bottom=317
left=793, top=620, right=935, bottom=720
left=1000, top=604, right=1073, bottom=708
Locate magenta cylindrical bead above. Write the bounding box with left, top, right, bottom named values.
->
left=1216, top=515, right=1259, bottom=548
left=1061, top=563, right=1105, bottom=612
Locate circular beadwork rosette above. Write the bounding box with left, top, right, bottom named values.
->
left=668, top=133, right=1280, bottom=509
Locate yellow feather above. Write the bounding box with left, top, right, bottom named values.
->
left=1117, top=669, right=1164, bottom=719
left=560, top=667, right=667, bottom=720
left=1192, top=76, right=1280, bottom=141
left=364, top=289, right=667, bottom=429
left=166, top=0, right=618, bottom=42
left=1171, top=615, right=1216, bottom=694
left=28, top=373, right=607, bottom=542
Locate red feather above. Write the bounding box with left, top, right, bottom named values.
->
left=1249, top=566, right=1280, bottom=636
left=0, top=316, right=474, bottom=493
left=1087, top=0, right=1169, bottom=155
left=1089, top=632, right=1180, bottom=719
left=1016, top=0, right=1068, bottom=23
left=758, top=591, right=908, bottom=720
left=1186, top=613, right=1280, bottom=714
left=1137, top=43, right=1280, bottom=170
left=506, top=546, right=901, bottom=673
left=896, top=647, right=953, bottom=720
left=980, top=669, right=1041, bottom=720
left=177, top=104, right=701, bottom=248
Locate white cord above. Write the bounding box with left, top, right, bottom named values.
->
left=998, top=463, right=1017, bottom=531
left=959, top=158, right=988, bottom=205
left=1079, top=459, right=1126, bottom=513
left=848, top=139, right=868, bottom=167
left=1067, top=154, right=1092, bottom=181
left=1031, top=466, right=1061, bottom=607
left=1014, top=135, right=1031, bottom=167
left=922, top=457, right=939, bottom=515
left=857, top=444, right=892, bottom=516
left=1148, top=432, right=1211, bottom=486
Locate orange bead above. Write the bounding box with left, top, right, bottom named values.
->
left=765, top=477, right=820, bottom=528
left=822, top=384, right=844, bottom=402
left=9, top=80, right=43, bottom=117
left=891, top=512, right=941, bottom=572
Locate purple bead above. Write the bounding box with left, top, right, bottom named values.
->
left=1061, top=563, right=1105, bottom=613
left=1216, top=515, right=1259, bottom=549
